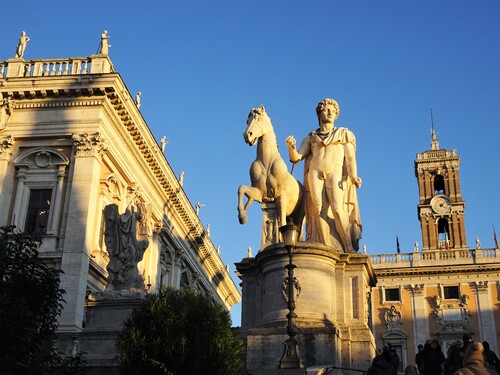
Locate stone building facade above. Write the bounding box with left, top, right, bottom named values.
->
left=0, top=53, right=240, bottom=367
left=369, top=134, right=500, bottom=372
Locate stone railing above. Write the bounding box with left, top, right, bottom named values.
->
left=0, top=55, right=113, bottom=79
left=370, top=247, right=500, bottom=268
left=416, top=149, right=457, bottom=159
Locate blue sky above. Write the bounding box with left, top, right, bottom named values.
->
left=2, top=0, right=499, bottom=326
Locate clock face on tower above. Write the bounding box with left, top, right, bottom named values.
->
left=431, top=195, right=451, bottom=214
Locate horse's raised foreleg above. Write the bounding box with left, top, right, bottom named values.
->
left=238, top=184, right=263, bottom=224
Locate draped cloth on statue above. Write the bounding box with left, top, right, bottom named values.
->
left=104, top=204, right=149, bottom=292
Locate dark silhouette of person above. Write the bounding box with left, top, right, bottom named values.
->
left=482, top=341, right=500, bottom=373
left=421, top=339, right=445, bottom=375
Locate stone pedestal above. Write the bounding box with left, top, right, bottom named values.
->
left=236, top=242, right=376, bottom=374
left=57, top=298, right=141, bottom=372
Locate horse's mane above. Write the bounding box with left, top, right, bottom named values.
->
left=248, top=106, right=267, bottom=119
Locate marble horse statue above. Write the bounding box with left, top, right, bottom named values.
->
left=238, top=105, right=304, bottom=235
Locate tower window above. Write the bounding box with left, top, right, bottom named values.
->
left=438, top=218, right=451, bottom=248
left=25, top=189, right=52, bottom=234
left=434, top=175, right=445, bottom=195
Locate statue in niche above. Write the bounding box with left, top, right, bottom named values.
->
left=384, top=305, right=402, bottom=330
left=286, top=98, right=362, bottom=252
left=103, top=203, right=149, bottom=293
left=14, top=31, right=30, bottom=59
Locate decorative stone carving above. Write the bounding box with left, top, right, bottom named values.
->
left=384, top=305, right=402, bottom=330
left=0, top=135, right=14, bottom=157
left=410, top=283, right=425, bottom=296
left=0, top=97, right=13, bottom=131
left=432, top=292, right=471, bottom=333
left=72, top=132, right=108, bottom=157
left=34, top=151, right=51, bottom=168
left=237, top=105, right=305, bottom=241
left=103, top=203, right=149, bottom=293
left=286, top=98, right=362, bottom=252
left=475, top=281, right=489, bottom=294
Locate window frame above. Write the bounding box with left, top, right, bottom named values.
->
left=382, top=286, right=402, bottom=304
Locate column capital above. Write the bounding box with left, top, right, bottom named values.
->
left=72, top=132, right=108, bottom=158
left=410, top=283, right=425, bottom=296
left=474, top=281, right=489, bottom=294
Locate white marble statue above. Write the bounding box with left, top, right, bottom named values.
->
left=286, top=98, right=362, bottom=252
left=195, top=202, right=205, bottom=215
left=475, top=237, right=481, bottom=249
left=135, top=92, right=141, bottom=109
left=179, top=171, right=184, bottom=186
left=238, top=105, right=305, bottom=232
left=414, top=241, right=419, bottom=252
left=14, top=31, right=30, bottom=59
left=99, top=30, right=111, bottom=55
left=160, top=136, right=167, bottom=152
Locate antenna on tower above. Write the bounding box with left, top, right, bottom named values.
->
left=430, top=107, right=439, bottom=150
left=430, top=107, right=435, bottom=132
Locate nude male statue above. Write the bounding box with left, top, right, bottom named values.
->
left=286, top=98, right=362, bottom=252
left=15, top=31, right=30, bottom=59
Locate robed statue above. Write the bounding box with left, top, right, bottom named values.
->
left=104, top=203, right=149, bottom=292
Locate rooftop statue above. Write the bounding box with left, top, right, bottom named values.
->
left=238, top=105, right=304, bottom=234
left=103, top=203, right=149, bottom=293
left=14, top=31, right=30, bottom=59
left=99, top=30, right=111, bottom=55
left=286, top=98, right=362, bottom=252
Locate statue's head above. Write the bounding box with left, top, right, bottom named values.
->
left=316, top=98, right=340, bottom=124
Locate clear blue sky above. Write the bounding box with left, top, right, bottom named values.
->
left=2, top=0, right=499, bottom=326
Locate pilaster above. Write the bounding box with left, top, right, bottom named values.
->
left=58, top=133, right=107, bottom=332
left=474, top=281, right=497, bottom=350
left=0, top=135, right=15, bottom=224
left=410, top=283, right=429, bottom=349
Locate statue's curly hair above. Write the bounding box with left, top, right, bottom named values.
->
left=316, top=98, right=340, bottom=124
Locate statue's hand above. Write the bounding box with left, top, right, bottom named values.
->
left=285, top=135, right=296, bottom=150
left=351, top=176, right=362, bottom=188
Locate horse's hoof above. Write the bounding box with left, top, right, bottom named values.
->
left=238, top=214, right=248, bottom=224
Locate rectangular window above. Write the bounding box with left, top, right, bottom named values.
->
left=385, top=288, right=401, bottom=302
left=25, top=189, right=52, bottom=234
left=443, top=286, right=459, bottom=299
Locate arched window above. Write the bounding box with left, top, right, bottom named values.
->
left=437, top=218, right=451, bottom=249
left=434, top=175, right=445, bottom=195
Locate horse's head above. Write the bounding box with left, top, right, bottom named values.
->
left=244, top=105, right=273, bottom=146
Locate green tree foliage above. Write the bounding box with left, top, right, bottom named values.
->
left=116, top=286, right=244, bottom=375
left=0, top=226, right=85, bottom=374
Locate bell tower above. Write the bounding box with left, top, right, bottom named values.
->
left=414, top=130, right=468, bottom=250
